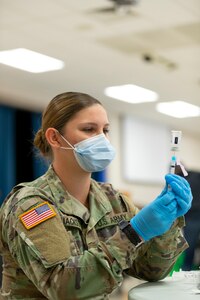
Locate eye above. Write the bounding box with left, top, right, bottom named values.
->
left=103, top=128, right=110, bottom=134
left=82, top=127, right=94, bottom=132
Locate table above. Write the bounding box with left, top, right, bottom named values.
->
left=128, top=277, right=200, bottom=300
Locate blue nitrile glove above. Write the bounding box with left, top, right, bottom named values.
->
left=166, top=174, right=193, bottom=217
left=130, top=174, right=192, bottom=241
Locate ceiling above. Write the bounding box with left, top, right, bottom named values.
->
left=1, top=0, right=200, bottom=135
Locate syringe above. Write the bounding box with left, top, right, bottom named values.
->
left=170, top=130, right=182, bottom=174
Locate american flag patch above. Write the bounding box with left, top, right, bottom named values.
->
left=19, top=202, right=56, bottom=230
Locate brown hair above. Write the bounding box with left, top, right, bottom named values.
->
left=34, top=92, right=102, bottom=159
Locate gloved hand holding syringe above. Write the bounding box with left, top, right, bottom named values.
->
left=130, top=129, right=192, bottom=242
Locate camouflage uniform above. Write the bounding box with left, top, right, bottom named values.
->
left=0, top=165, right=188, bottom=300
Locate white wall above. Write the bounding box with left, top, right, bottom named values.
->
left=107, top=111, right=200, bottom=209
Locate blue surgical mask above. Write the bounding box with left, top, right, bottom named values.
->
left=60, top=133, right=116, bottom=172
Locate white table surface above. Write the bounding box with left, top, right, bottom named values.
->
left=128, top=277, right=200, bottom=300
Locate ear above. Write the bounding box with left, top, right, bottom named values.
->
left=45, top=128, right=61, bottom=148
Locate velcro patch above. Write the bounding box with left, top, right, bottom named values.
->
left=19, top=202, right=56, bottom=230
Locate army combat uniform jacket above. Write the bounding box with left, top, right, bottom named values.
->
left=0, top=165, right=188, bottom=300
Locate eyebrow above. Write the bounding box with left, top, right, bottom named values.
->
left=79, top=122, right=110, bottom=126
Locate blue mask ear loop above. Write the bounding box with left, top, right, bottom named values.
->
left=55, top=129, right=75, bottom=150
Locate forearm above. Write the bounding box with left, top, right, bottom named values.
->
left=126, top=217, right=188, bottom=281
left=16, top=244, right=122, bottom=300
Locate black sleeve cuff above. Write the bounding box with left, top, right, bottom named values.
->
left=118, top=220, right=143, bottom=247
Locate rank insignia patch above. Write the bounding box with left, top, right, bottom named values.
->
left=19, top=202, right=56, bottom=230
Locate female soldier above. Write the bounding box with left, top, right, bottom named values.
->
left=0, top=92, right=192, bottom=299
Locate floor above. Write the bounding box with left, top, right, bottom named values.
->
left=110, top=276, right=145, bottom=300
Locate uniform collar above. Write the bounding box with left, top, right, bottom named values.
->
left=45, top=165, right=112, bottom=227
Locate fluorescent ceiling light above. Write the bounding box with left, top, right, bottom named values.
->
left=156, top=101, right=200, bottom=118
left=104, top=84, right=158, bottom=104
left=0, top=48, right=64, bottom=73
